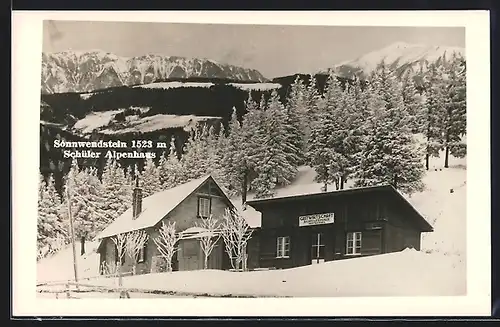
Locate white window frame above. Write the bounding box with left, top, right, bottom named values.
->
left=346, top=232, right=362, bottom=255
left=276, top=236, right=290, bottom=258
left=312, top=232, right=325, bottom=261
left=198, top=196, right=211, bottom=218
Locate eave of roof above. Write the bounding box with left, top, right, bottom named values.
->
left=246, top=184, right=394, bottom=206
left=247, top=184, right=433, bottom=233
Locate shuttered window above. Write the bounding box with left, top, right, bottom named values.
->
left=197, top=196, right=211, bottom=218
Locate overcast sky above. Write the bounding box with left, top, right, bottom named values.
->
left=43, top=20, right=465, bottom=78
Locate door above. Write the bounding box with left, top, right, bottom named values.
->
left=207, top=242, right=223, bottom=270
left=311, top=232, right=325, bottom=264
left=179, top=239, right=201, bottom=271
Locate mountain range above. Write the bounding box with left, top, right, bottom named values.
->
left=325, top=42, right=465, bottom=79
left=41, top=50, right=268, bottom=94
left=41, top=42, right=465, bottom=94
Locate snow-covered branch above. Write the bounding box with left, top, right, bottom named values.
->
left=125, top=230, right=149, bottom=274
left=220, top=208, right=253, bottom=271
left=195, top=214, right=222, bottom=269
left=111, top=233, right=127, bottom=265
left=153, top=221, right=183, bottom=272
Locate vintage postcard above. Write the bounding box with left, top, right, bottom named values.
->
left=12, top=11, right=491, bottom=316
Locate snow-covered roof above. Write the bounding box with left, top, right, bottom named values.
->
left=96, top=175, right=216, bottom=239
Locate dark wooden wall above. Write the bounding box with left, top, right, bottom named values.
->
left=253, top=190, right=427, bottom=269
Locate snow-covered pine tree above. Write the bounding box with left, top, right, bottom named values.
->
left=338, top=84, right=365, bottom=189
left=140, top=156, right=162, bottom=197
left=286, top=76, right=309, bottom=164
left=180, top=126, right=211, bottom=182
left=62, top=159, right=109, bottom=255
left=306, top=74, right=341, bottom=192
left=38, top=174, right=67, bottom=259
left=157, top=152, right=168, bottom=188
left=224, top=95, right=265, bottom=204
left=204, top=124, right=232, bottom=193
left=423, top=63, right=447, bottom=170
left=305, top=74, right=322, bottom=129
left=223, top=108, right=246, bottom=202
left=401, top=70, right=424, bottom=134
left=354, top=61, right=425, bottom=195
left=252, top=90, right=296, bottom=198
left=158, top=135, right=184, bottom=190
left=101, top=157, right=132, bottom=223
left=216, top=122, right=239, bottom=198
left=442, top=53, right=467, bottom=167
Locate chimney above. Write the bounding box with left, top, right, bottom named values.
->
left=132, top=177, right=143, bottom=219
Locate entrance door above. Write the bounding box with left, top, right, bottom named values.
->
left=311, top=232, right=325, bottom=264
left=179, top=239, right=201, bottom=271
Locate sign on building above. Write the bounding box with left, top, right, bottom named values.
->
left=298, top=212, right=335, bottom=227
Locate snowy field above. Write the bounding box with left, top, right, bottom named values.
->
left=134, top=81, right=215, bottom=90
left=37, top=149, right=467, bottom=298
left=228, top=82, right=282, bottom=91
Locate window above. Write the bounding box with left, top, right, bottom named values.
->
left=137, top=242, right=147, bottom=263
left=346, top=232, right=362, bottom=255
left=277, top=236, right=290, bottom=258
left=311, top=233, right=325, bottom=261
left=197, top=196, right=211, bottom=218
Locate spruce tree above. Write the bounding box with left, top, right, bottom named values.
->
left=252, top=91, right=296, bottom=198
left=305, top=74, right=322, bottom=131
left=216, top=122, right=239, bottom=198
left=204, top=124, right=231, bottom=193
left=307, top=74, right=357, bottom=191
left=443, top=53, right=467, bottom=167
left=338, top=84, right=365, bottom=189
left=306, top=75, right=342, bottom=192
left=401, top=70, right=424, bottom=134
left=354, top=62, right=425, bottom=195
left=62, top=160, right=108, bottom=255
left=140, top=156, right=162, bottom=197
left=224, top=97, right=263, bottom=204
left=423, top=63, right=447, bottom=170
left=158, top=135, right=184, bottom=189
left=286, top=76, right=309, bottom=164
left=180, top=127, right=210, bottom=182
left=38, top=174, right=66, bottom=259
left=101, top=157, right=132, bottom=223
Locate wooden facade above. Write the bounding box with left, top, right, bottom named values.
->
left=97, top=176, right=238, bottom=275
left=246, top=184, right=433, bottom=270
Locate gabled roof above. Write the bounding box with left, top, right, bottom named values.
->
left=96, top=175, right=234, bottom=239
left=246, top=184, right=433, bottom=232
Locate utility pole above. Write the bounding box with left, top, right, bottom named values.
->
left=66, top=183, right=79, bottom=288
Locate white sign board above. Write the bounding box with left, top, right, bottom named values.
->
left=298, top=212, right=335, bottom=227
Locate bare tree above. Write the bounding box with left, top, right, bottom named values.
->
left=153, top=221, right=183, bottom=272
left=220, top=208, right=253, bottom=271
left=195, top=214, right=222, bottom=270
left=125, top=230, right=149, bottom=275
left=111, top=233, right=129, bottom=298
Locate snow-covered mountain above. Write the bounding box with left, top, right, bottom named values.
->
left=41, top=50, right=268, bottom=94
left=326, top=42, right=465, bottom=79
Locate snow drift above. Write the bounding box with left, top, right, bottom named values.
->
left=70, top=248, right=464, bottom=297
